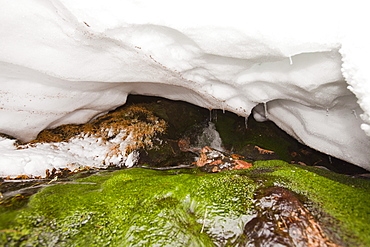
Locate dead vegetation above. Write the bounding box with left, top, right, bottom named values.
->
left=27, top=104, right=167, bottom=156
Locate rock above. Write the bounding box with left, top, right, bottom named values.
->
left=238, top=187, right=339, bottom=247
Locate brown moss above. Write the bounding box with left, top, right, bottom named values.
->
left=31, top=124, right=85, bottom=143
left=27, top=104, right=167, bottom=157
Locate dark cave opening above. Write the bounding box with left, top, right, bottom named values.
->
left=125, top=94, right=369, bottom=176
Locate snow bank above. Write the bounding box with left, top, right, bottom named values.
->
left=0, top=0, right=370, bottom=175
left=0, top=132, right=139, bottom=178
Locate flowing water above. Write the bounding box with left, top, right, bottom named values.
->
left=195, top=122, right=224, bottom=152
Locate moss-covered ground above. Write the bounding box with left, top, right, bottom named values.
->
left=1, top=161, right=369, bottom=246
left=1, top=96, right=370, bottom=246
left=0, top=168, right=256, bottom=246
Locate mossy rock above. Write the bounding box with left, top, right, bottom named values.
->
left=0, top=168, right=256, bottom=246
left=1, top=161, right=369, bottom=246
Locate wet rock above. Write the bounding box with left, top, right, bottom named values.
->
left=238, top=187, right=339, bottom=247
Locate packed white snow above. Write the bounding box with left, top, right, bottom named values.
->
left=0, top=0, right=370, bottom=176
left=0, top=131, right=139, bottom=178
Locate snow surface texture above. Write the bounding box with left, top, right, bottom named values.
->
left=1, top=0, right=370, bottom=176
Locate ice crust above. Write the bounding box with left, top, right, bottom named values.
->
left=0, top=0, right=370, bottom=176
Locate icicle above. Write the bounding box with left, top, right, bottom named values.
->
left=289, top=56, right=293, bottom=65
left=209, top=109, right=218, bottom=121
left=264, top=102, right=268, bottom=118
left=245, top=117, right=248, bottom=130
left=328, top=156, right=332, bottom=164
left=221, top=101, right=225, bottom=114
left=352, top=110, right=358, bottom=119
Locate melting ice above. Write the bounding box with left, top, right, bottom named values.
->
left=196, top=122, right=224, bottom=152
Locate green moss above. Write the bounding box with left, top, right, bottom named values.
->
left=1, top=161, right=369, bottom=246
left=0, top=168, right=256, bottom=246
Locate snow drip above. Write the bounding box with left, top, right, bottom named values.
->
left=196, top=122, right=224, bottom=152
